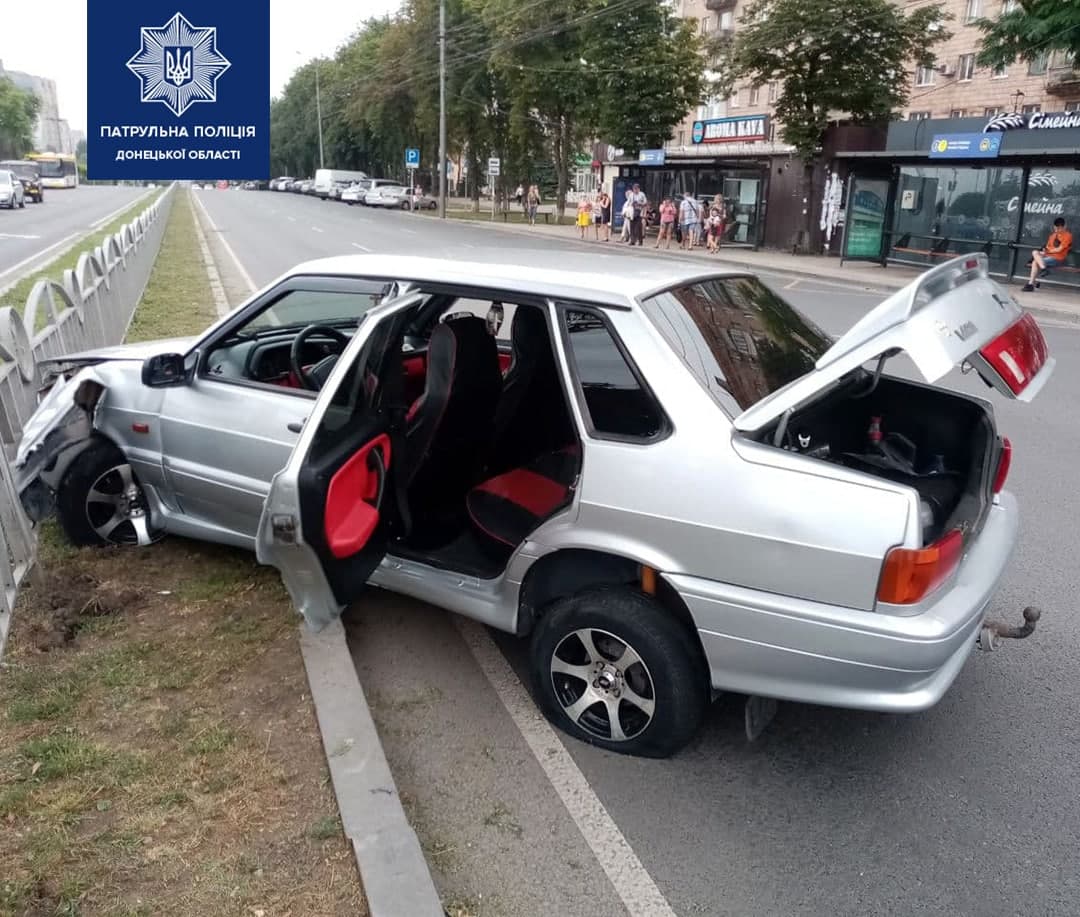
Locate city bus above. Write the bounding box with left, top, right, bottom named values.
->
left=27, top=153, right=79, bottom=189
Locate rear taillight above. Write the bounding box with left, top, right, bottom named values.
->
left=877, top=529, right=964, bottom=605
left=978, top=313, right=1049, bottom=396
left=993, top=437, right=1012, bottom=494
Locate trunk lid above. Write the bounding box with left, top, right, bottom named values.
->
left=733, top=254, right=1055, bottom=434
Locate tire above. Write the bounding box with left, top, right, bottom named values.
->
left=19, top=198, right=25, bottom=208
left=400, top=201, right=410, bottom=210
left=529, top=586, right=708, bottom=758
left=56, top=438, right=164, bottom=547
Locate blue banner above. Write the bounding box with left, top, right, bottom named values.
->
left=87, top=1, right=270, bottom=180
left=638, top=149, right=665, bottom=165
left=928, top=133, right=1002, bottom=159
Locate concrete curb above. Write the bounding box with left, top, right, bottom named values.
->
left=299, top=618, right=445, bottom=917
left=455, top=217, right=1080, bottom=324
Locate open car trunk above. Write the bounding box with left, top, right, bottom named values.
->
left=751, top=374, right=1003, bottom=545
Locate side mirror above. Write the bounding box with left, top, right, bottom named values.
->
left=141, top=353, right=187, bottom=387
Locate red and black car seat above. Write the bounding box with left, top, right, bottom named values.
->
left=466, top=444, right=580, bottom=550
left=403, top=315, right=503, bottom=519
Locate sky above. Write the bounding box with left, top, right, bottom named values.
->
left=4, top=0, right=402, bottom=134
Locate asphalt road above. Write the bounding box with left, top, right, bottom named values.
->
left=0, top=184, right=151, bottom=286
left=198, top=186, right=1080, bottom=917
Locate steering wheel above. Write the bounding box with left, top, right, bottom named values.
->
left=290, top=324, right=351, bottom=391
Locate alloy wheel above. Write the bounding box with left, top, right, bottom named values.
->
left=550, top=627, right=656, bottom=742
left=84, top=462, right=163, bottom=546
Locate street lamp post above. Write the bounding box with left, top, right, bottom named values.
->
left=297, top=51, right=325, bottom=170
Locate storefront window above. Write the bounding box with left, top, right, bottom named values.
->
left=1017, top=168, right=1080, bottom=287
left=888, top=165, right=1023, bottom=276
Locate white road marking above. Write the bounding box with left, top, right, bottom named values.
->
left=400, top=228, right=417, bottom=235
left=351, top=242, right=372, bottom=252
left=455, top=618, right=678, bottom=917
left=189, top=188, right=231, bottom=319
left=288, top=215, right=296, bottom=222
left=88, top=188, right=154, bottom=228
left=784, top=278, right=801, bottom=289
left=0, top=231, right=81, bottom=289
left=189, top=188, right=259, bottom=294
left=312, top=226, right=324, bottom=233
left=0, top=233, right=41, bottom=240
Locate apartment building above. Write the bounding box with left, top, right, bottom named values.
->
left=903, top=0, right=1080, bottom=121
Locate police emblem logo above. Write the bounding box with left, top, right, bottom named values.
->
left=126, top=12, right=231, bottom=117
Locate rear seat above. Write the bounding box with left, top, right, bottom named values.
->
left=467, top=445, right=580, bottom=549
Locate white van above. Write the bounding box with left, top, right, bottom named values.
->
left=314, top=169, right=368, bottom=199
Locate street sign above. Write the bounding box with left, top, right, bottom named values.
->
left=487, top=157, right=500, bottom=175
left=405, top=148, right=420, bottom=167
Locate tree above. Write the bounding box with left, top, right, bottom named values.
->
left=976, top=1, right=1080, bottom=70
left=716, top=0, right=950, bottom=247
left=585, top=1, right=706, bottom=154
left=0, top=77, right=41, bottom=159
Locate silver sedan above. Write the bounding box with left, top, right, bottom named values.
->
left=14, top=252, right=1053, bottom=757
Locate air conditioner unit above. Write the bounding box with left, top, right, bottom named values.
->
left=938, top=63, right=956, bottom=76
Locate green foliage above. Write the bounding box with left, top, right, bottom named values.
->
left=0, top=77, right=41, bottom=159
left=269, top=0, right=705, bottom=213
left=976, top=1, right=1080, bottom=69
left=716, top=0, right=951, bottom=160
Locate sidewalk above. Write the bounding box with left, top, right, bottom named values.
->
left=456, top=215, right=1080, bottom=323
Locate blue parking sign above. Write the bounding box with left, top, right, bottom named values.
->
left=405, top=148, right=420, bottom=167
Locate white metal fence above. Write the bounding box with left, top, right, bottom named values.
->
left=0, top=183, right=175, bottom=648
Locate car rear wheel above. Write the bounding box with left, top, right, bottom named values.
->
left=57, top=439, right=165, bottom=547
left=529, top=586, right=708, bottom=758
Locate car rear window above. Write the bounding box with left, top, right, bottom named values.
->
left=641, top=276, right=832, bottom=417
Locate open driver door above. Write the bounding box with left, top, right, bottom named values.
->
left=255, top=291, right=424, bottom=628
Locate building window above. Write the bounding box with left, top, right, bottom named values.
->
left=1050, top=49, right=1076, bottom=70
left=1066, top=101, right=1080, bottom=111
left=949, top=109, right=967, bottom=118
left=984, top=106, right=1002, bottom=116
left=768, top=121, right=776, bottom=142
left=748, top=84, right=760, bottom=105
left=908, top=111, right=931, bottom=120
left=1022, top=103, right=1042, bottom=113
left=767, top=82, right=778, bottom=102
left=720, top=11, right=733, bottom=29
left=701, top=16, right=710, bottom=34
left=959, top=53, right=976, bottom=80
left=965, top=0, right=981, bottom=23
left=561, top=309, right=666, bottom=441
left=992, top=62, right=1008, bottom=78
left=730, top=89, right=740, bottom=108
left=1001, top=0, right=1019, bottom=13
left=915, top=65, right=935, bottom=86
left=1028, top=52, right=1049, bottom=75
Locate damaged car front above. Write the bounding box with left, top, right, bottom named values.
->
left=13, top=338, right=195, bottom=523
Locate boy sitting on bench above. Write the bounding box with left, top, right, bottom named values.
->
left=1023, top=217, right=1072, bottom=291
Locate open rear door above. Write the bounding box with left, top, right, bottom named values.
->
left=734, top=254, right=1055, bottom=434
left=256, top=292, right=424, bottom=628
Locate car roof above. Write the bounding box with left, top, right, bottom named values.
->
left=282, top=252, right=750, bottom=304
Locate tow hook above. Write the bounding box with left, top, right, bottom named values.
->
left=978, top=606, right=1042, bottom=651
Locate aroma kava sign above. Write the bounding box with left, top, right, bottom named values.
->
left=984, top=111, right=1080, bottom=132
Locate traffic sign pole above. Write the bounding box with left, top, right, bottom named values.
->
left=487, top=156, right=500, bottom=222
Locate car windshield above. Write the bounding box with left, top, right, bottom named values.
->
left=1, top=163, right=36, bottom=181
left=640, top=275, right=833, bottom=417
left=35, top=159, right=64, bottom=177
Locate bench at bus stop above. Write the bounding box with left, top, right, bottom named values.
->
left=889, top=233, right=1080, bottom=286
left=502, top=204, right=556, bottom=224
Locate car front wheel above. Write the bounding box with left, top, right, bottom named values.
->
left=529, top=586, right=708, bottom=758
left=57, top=439, right=165, bottom=547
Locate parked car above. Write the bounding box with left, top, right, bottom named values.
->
left=327, top=180, right=353, bottom=201
left=270, top=177, right=293, bottom=191
left=364, top=185, right=406, bottom=207
left=343, top=178, right=401, bottom=205
left=11, top=253, right=1053, bottom=758
left=315, top=168, right=368, bottom=199
left=0, top=170, right=26, bottom=209
left=0, top=161, right=44, bottom=203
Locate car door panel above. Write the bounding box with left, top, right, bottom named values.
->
left=159, top=380, right=309, bottom=538
left=258, top=292, right=425, bottom=628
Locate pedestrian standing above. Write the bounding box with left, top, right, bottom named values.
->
left=515, top=183, right=524, bottom=207
left=628, top=183, right=648, bottom=246
left=577, top=195, right=593, bottom=240
left=620, top=194, right=635, bottom=242
left=655, top=197, right=677, bottom=249
left=526, top=184, right=540, bottom=225
left=679, top=193, right=702, bottom=250
left=596, top=188, right=612, bottom=241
